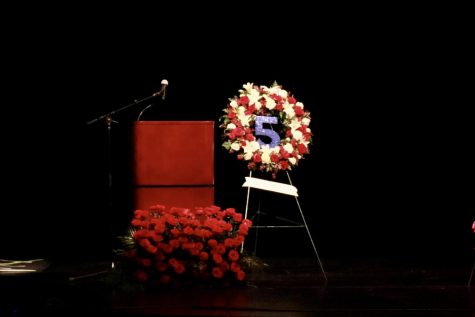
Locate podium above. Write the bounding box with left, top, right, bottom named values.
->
left=133, top=121, right=214, bottom=210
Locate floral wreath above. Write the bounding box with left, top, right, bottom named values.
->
left=220, top=82, right=312, bottom=177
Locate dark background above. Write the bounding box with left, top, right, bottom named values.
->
left=0, top=11, right=472, bottom=263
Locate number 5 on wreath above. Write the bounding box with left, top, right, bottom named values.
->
left=255, top=116, right=280, bottom=148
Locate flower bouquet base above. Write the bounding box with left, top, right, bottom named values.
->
left=118, top=204, right=252, bottom=289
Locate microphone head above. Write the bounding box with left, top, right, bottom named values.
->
left=152, top=79, right=169, bottom=98
left=160, top=79, right=168, bottom=100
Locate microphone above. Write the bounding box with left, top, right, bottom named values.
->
left=154, top=79, right=168, bottom=100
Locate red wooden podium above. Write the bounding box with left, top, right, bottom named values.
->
left=133, top=121, right=214, bottom=210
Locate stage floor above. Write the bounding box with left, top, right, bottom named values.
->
left=1, top=256, right=474, bottom=316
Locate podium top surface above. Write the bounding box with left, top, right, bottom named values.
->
left=134, top=121, right=214, bottom=125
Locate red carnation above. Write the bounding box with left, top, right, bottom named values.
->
left=297, top=143, right=308, bottom=154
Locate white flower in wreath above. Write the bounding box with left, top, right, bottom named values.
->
left=237, top=106, right=251, bottom=127
left=264, top=95, right=276, bottom=110
left=260, top=145, right=279, bottom=164
left=243, top=82, right=254, bottom=93
left=278, top=88, right=288, bottom=98
left=292, top=130, right=304, bottom=142
left=248, top=89, right=261, bottom=109
left=231, top=142, right=241, bottom=151
left=283, top=102, right=295, bottom=119
left=283, top=143, right=294, bottom=154
left=267, top=84, right=281, bottom=96
left=243, top=141, right=260, bottom=158
left=226, top=123, right=236, bottom=130
left=289, top=118, right=302, bottom=131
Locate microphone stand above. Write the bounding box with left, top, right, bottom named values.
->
left=80, top=90, right=164, bottom=275
left=86, top=91, right=163, bottom=246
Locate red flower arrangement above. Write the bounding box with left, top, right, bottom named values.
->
left=121, top=204, right=252, bottom=287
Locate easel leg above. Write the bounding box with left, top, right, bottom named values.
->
left=468, top=260, right=475, bottom=287
left=252, top=200, right=261, bottom=255
left=287, top=172, right=327, bottom=281
left=241, top=171, right=252, bottom=253
left=243, top=171, right=252, bottom=221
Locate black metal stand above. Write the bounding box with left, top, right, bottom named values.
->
left=84, top=90, right=165, bottom=274
left=86, top=91, right=163, bottom=209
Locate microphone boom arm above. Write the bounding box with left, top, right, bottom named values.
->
left=87, top=93, right=160, bottom=125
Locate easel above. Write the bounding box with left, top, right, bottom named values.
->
left=468, top=223, right=475, bottom=287
left=241, top=171, right=327, bottom=281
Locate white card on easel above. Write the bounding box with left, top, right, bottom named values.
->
left=242, top=177, right=298, bottom=197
